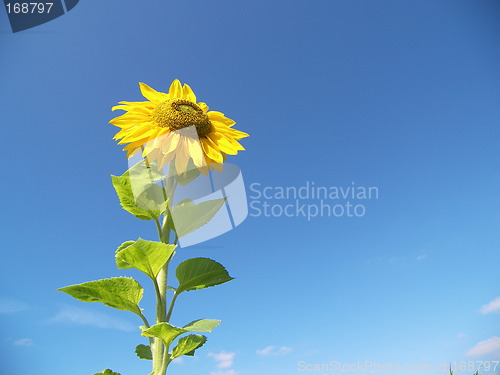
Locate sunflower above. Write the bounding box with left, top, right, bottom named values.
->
left=110, top=79, right=248, bottom=175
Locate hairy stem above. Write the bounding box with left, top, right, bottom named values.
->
left=153, top=173, right=178, bottom=375
left=152, top=269, right=167, bottom=374
left=165, top=292, right=179, bottom=323
left=159, top=343, right=171, bottom=375
left=137, top=312, right=154, bottom=347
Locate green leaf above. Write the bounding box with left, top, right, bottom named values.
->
left=135, top=344, right=152, bottom=360
left=115, top=241, right=135, bottom=269
left=93, top=370, right=121, bottom=375
left=176, top=258, right=233, bottom=294
left=141, top=319, right=220, bottom=348
left=58, top=277, right=144, bottom=315
left=115, top=238, right=176, bottom=279
left=182, top=319, right=221, bottom=332
left=136, top=183, right=167, bottom=212
left=170, top=198, right=226, bottom=237
left=141, top=322, right=185, bottom=348
left=111, top=173, right=165, bottom=221
left=171, top=334, right=207, bottom=358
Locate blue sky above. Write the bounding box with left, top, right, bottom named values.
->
left=1, top=1, right=499, bottom=375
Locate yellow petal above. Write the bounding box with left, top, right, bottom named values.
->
left=143, top=129, right=169, bottom=155
left=207, top=111, right=236, bottom=126
left=209, top=120, right=232, bottom=133
left=110, top=115, right=150, bottom=127
left=201, top=138, right=223, bottom=163
left=169, top=79, right=183, bottom=99
left=197, top=164, right=209, bottom=175
left=114, top=105, right=151, bottom=115
left=111, top=112, right=149, bottom=121
left=126, top=148, right=138, bottom=158
left=212, top=124, right=248, bottom=140
left=211, top=162, right=224, bottom=172
left=139, top=82, right=168, bottom=103
left=182, top=83, right=197, bottom=103
left=160, top=150, right=175, bottom=169
left=175, top=142, right=190, bottom=175
left=113, top=125, right=142, bottom=140
left=123, top=138, right=149, bottom=151
left=220, top=135, right=245, bottom=151
left=143, top=146, right=159, bottom=161
left=112, top=104, right=132, bottom=112
left=118, top=100, right=154, bottom=107
left=214, top=136, right=238, bottom=155
left=186, top=137, right=205, bottom=168
left=207, top=110, right=225, bottom=117
left=118, top=127, right=158, bottom=144
left=230, top=139, right=245, bottom=151
left=158, top=132, right=180, bottom=154
left=226, top=128, right=249, bottom=139
left=197, top=102, right=209, bottom=112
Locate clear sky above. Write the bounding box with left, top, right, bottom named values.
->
left=1, top=1, right=499, bottom=375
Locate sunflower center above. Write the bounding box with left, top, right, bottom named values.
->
left=152, top=99, right=212, bottom=137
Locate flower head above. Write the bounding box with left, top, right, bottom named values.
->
left=110, top=79, right=248, bottom=174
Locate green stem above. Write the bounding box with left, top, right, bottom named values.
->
left=137, top=312, right=154, bottom=347
left=154, top=218, right=163, bottom=241
left=159, top=344, right=171, bottom=375
left=165, top=292, right=179, bottom=322
left=151, top=216, right=168, bottom=374
left=152, top=269, right=167, bottom=374
left=154, top=214, right=174, bottom=374
left=152, top=172, right=178, bottom=375
left=152, top=277, right=164, bottom=321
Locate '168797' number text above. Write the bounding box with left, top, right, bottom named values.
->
left=6, top=2, right=54, bottom=14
